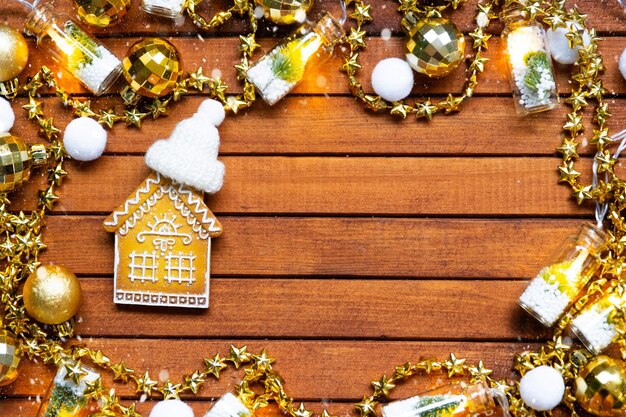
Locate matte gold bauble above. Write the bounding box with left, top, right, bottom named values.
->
left=74, top=0, right=131, bottom=28
left=122, top=38, right=182, bottom=98
left=401, top=13, right=465, bottom=78
left=0, top=24, right=29, bottom=82
left=255, top=0, right=313, bottom=24
left=0, top=133, right=48, bottom=192
left=575, top=355, right=626, bottom=416
left=0, top=329, right=20, bottom=387
left=23, top=264, right=82, bottom=325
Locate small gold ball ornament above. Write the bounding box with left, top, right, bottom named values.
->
left=122, top=38, right=182, bottom=98
left=0, top=133, right=48, bottom=192
left=0, top=329, right=20, bottom=387
left=255, top=0, right=313, bottom=24
left=401, top=13, right=465, bottom=78
left=575, top=355, right=626, bottom=416
left=74, top=0, right=131, bottom=28
left=0, top=24, right=29, bottom=82
left=23, top=264, right=82, bottom=325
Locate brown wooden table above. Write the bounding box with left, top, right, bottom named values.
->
left=1, top=0, right=625, bottom=415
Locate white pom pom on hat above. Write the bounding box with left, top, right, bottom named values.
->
left=519, top=365, right=565, bottom=411
left=0, top=97, right=15, bottom=133
left=63, top=116, right=108, bottom=161
left=196, top=98, right=226, bottom=127
left=149, top=399, right=195, bottom=417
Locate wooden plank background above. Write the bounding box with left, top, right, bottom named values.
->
left=1, top=0, right=626, bottom=415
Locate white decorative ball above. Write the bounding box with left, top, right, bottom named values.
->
left=197, top=98, right=226, bottom=127
left=63, top=116, right=107, bottom=161
left=371, top=58, right=414, bottom=102
left=519, top=366, right=565, bottom=411
left=0, top=97, right=15, bottom=133
left=149, top=400, right=195, bottom=417
left=620, top=48, right=626, bottom=82
left=547, top=25, right=590, bottom=65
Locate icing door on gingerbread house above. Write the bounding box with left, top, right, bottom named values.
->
left=103, top=173, right=223, bottom=308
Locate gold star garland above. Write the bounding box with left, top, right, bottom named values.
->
left=0, top=1, right=624, bottom=416
left=343, top=0, right=495, bottom=119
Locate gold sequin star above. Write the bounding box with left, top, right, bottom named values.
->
left=98, top=110, right=121, bottom=129
left=204, top=354, right=227, bottom=378
left=39, top=117, right=60, bottom=140
left=557, top=161, right=581, bottom=184
left=355, top=396, right=377, bottom=417
left=390, top=103, right=412, bottom=118
left=350, top=3, right=372, bottom=25
left=111, top=361, right=134, bottom=382
left=468, top=360, right=492, bottom=382
left=48, top=162, right=68, bottom=186
left=188, top=68, right=212, bottom=91
left=160, top=380, right=181, bottom=400
left=147, top=98, right=169, bottom=119
left=64, top=360, right=88, bottom=385
left=38, top=188, right=59, bottom=210
left=238, top=34, right=261, bottom=55
left=124, top=109, right=148, bottom=128
left=84, top=377, right=105, bottom=399
left=341, top=53, right=362, bottom=74
left=573, top=184, right=593, bottom=204
left=556, top=139, right=579, bottom=159
left=392, top=362, right=413, bottom=379
left=443, top=353, right=466, bottom=377
left=184, top=371, right=205, bottom=394
left=439, top=94, right=464, bottom=114
left=251, top=349, right=274, bottom=371
left=415, top=99, right=438, bottom=120
left=371, top=375, right=395, bottom=399
left=294, top=403, right=313, bottom=417
left=23, top=97, right=43, bottom=120
left=468, top=28, right=492, bottom=49
left=234, top=380, right=256, bottom=404
left=225, top=345, right=251, bottom=369
left=347, top=28, right=367, bottom=50
left=135, top=371, right=158, bottom=396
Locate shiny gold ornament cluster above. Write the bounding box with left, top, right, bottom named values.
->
left=344, top=0, right=490, bottom=119
left=123, top=38, right=183, bottom=98
left=74, top=0, right=131, bottom=27
left=255, top=0, right=313, bottom=24
left=23, top=264, right=83, bottom=325
left=575, top=356, right=626, bottom=416
left=402, top=13, right=465, bottom=77
left=0, top=329, right=20, bottom=387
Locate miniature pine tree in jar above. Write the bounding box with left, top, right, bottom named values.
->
left=25, top=2, right=122, bottom=95
left=37, top=360, right=100, bottom=417
left=518, top=223, right=607, bottom=327
left=246, top=12, right=345, bottom=105
left=501, top=4, right=558, bottom=115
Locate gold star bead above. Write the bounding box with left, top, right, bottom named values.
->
left=184, top=371, right=205, bottom=394
left=111, top=361, right=134, bottom=381
left=38, top=188, right=59, bottom=210
left=390, top=103, right=412, bottom=118
left=347, top=28, right=367, bottom=50
left=235, top=381, right=256, bottom=404
left=64, top=360, right=88, bottom=385
left=23, top=97, right=43, bottom=120
left=371, top=375, right=395, bottom=398
left=468, top=29, right=491, bottom=49
left=439, top=94, right=464, bottom=114
left=84, top=377, right=105, bottom=399
left=160, top=380, right=181, bottom=400
left=226, top=345, right=251, bottom=368
left=350, top=3, right=372, bottom=25
left=188, top=68, right=212, bottom=91
left=355, top=396, right=377, bottom=417
left=320, top=410, right=336, bottom=417
left=121, top=404, right=140, bottom=417
left=392, top=362, right=413, bottom=379
left=573, top=185, right=593, bottom=204
left=204, top=354, right=227, bottom=378
left=415, top=99, right=438, bottom=120
left=443, top=353, right=466, bottom=377
left=147, top=98, right=169, bottom=119
left=563, top=113, right=584, bottom=135
left=135, top=371, right=158, bottom=395
left=97, top=110, right=121, bottom=129
left=252, top=349, right=274, bottom=370
left=557, top=161, right=581, bottom=184
left=39, top=118, right=60, bottom=139
left=341, top=53, right=362, bottom=74
left=293, top=403, right=313, bottom=417
left=123, top=109, right=147, bottom=128
left=556, top=139, right=579, bottom=159
left=238, top=34, right=261, bottom=54
left=468, top=361, right=492, bottom=382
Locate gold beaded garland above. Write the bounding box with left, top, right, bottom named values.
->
left=122, top=38, right=183, bottom=98
left=23, top=264, right=83, bottom=325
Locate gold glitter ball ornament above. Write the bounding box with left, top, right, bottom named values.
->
left=255, top=0, right=313, bottom=24
left=401, top=13, right=465, bottom=78
left=0, top=329, right=20, bottom=387
left=23, top=264, right=83, bottom=325
left=122, top=38, right=182, bottom=98
left=575, top=355, right=626, bottom=416
left=74, top=0, right=131, bottom=28
left=0, top=24, right=29, bottom=82
left=0, top=133, right=48, bottom=193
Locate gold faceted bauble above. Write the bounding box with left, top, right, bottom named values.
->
left=0, top=133, right=48, bottom=192
left=402, top=14, right=465, bottom=78
left=74, top=0, right=131, bottom=28
left=0, top=24, right=29, bottom=82
left=122, top=38, right=182, bottom=98
left=0, top=329, right=20, bottom=387
left=23, top=264, right=82, bottom=325
left=255, top=0, right=313, bottom=24
left=575, top=355, right=626, bottom=416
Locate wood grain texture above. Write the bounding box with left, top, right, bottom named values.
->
left=1, top=0, right=622, bottom=415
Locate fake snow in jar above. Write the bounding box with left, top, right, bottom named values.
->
left=571, top=292, right=623, bottom=354
left=246, top=12, right=345, bottom=105
left=25, top=3, right=122, bottom=95
left=518, top=223, right=606, bottom=327
left=502, top=6, right=558, bottom=115
left=141, top=0, right=184, bottom=18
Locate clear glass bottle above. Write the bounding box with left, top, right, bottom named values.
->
left=501, top=5, right=558, bottom=115
left=571, top=290, right=624, bottom=354
left=36, top=360, right=100, bottom=417
left=382, top=382, right=498, bottom=417
left=203, top=393, right=252, bottom=417
left=141, top=0, right=184, bottom=19
left=519, top=223, right=607, bottom=327
left=246, top=12, right=345, bottom=105
left=25, top=2, right=122, bottom=95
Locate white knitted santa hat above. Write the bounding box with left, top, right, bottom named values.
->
left=145, top=99, right=225, bottom=193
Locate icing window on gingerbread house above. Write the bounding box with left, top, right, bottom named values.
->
left=128, top=251, right=159, bottom=283
left=165, top=252, right=197, bottom=285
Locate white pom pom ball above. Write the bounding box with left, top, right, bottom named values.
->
left=519, top=366, right=565, bottom=411
left=0, top=97, right=15, bottom=133
left=197, top=99, right=226, bottom=126
left=619, top=48, right=626, bottom=82
left=63, top=117, right=107, bottom=161
left=371, top=58, right=414, bottom=102
left=547, top=25, right=590, bottom=65
left=149, top=400, right=195, bottom=417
